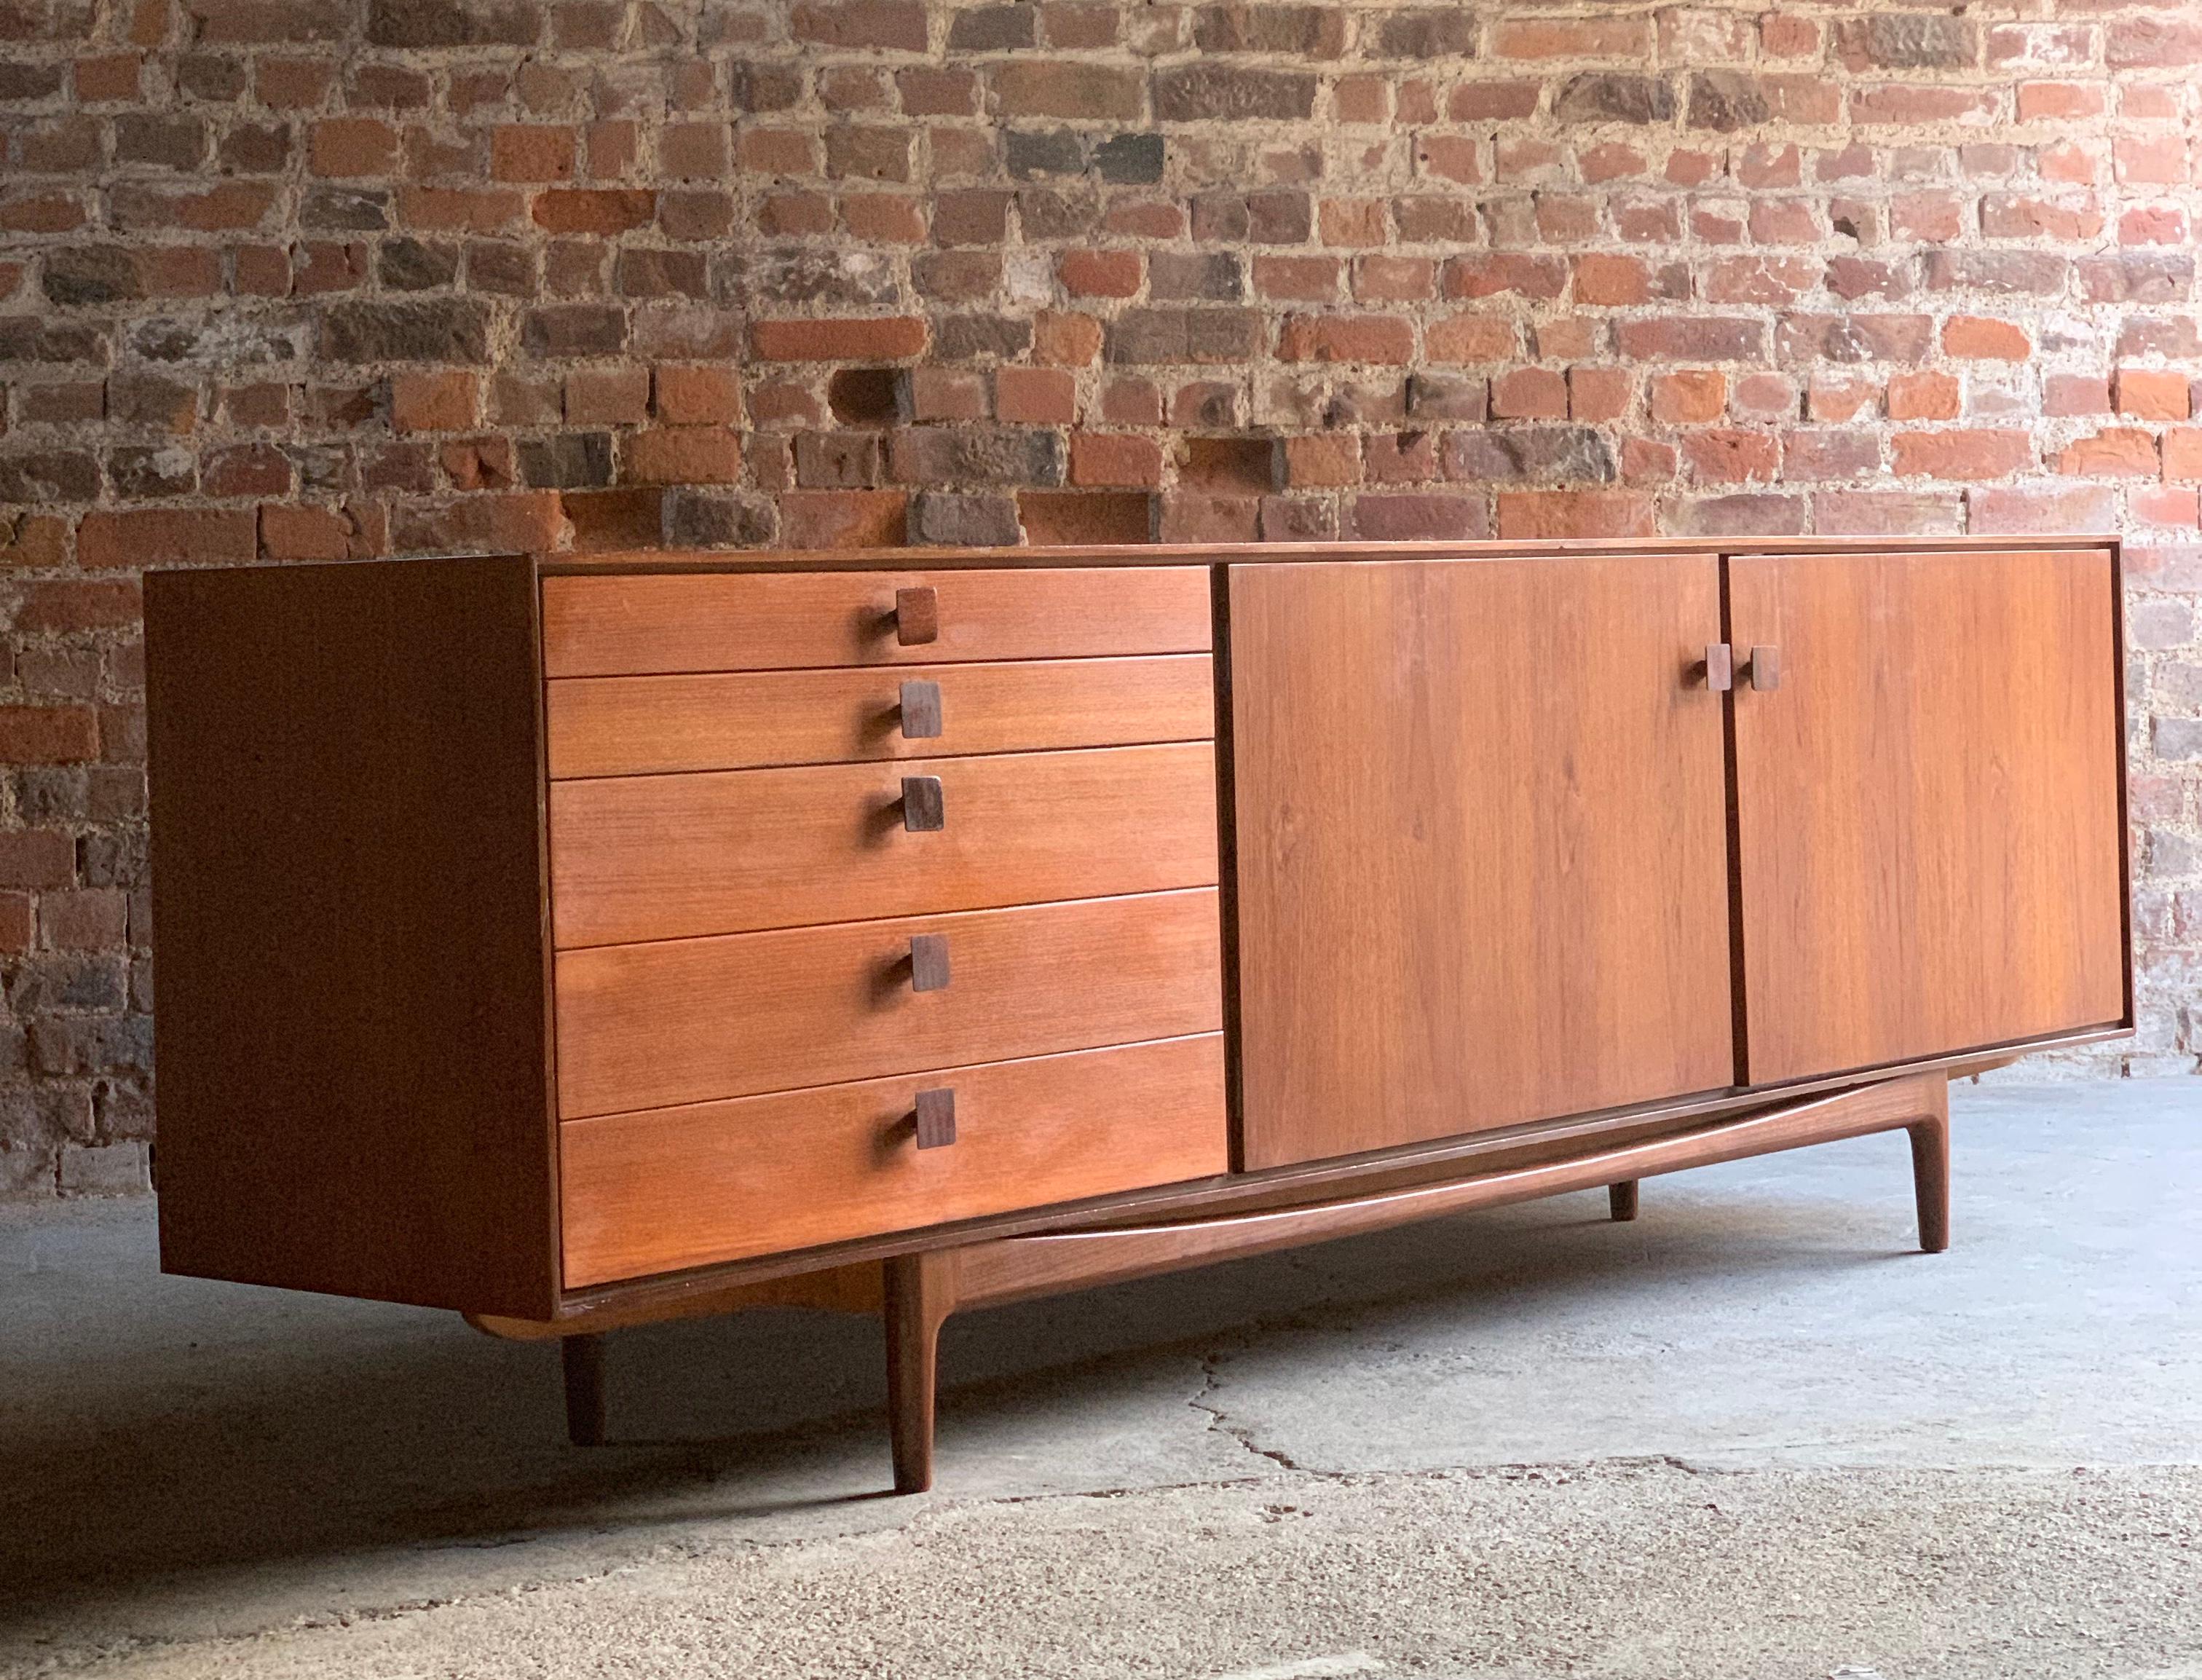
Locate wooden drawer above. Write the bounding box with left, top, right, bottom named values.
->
left=548, top=742, right=1219, bottom=948
left=554, top=888, right=1223, bottom=1119
left=541, top=567, right=1212, bottom=678
left=559, top=1034, right=1229, bottom=1285
left=545, top=655, right=1215, bottom=779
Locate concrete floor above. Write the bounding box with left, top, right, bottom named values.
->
left=1, top=1079, right=2197, bottom=1679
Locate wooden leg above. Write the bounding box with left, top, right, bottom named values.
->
left=883, top=1250, right=958, bottom=1494
left=1907, top=1081, right=1952, bottom=1255
left=562, top=1333, right=607, bottom=1448
left=1607, top=1180, right=1638, bottom=1222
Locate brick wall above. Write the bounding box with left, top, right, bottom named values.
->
left=1, top=0, right=2198, bottom=1195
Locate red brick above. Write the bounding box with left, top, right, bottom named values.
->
left=532, top=188, right=658, bottom=236
left=2166, top=430, right=2202, bottom=482
left=390, top=371, right=478, bottom=435
left=1812, top=491, right=1964, bottom=537
left=792, top=0, right=928, bottom=50
left=1807, top=374, right=1880, bottom=424
left=0, top=708, right=99, bottom=765
left=1683, top=428, right=1780, bottom=484
left=1362, top=432, right=1439, bottom=484
left=654, top=366, right=743, bottom=425
left=1572, top=253, right=1651, bottom=307
left=2115, top=135, right=2190, bottom=186
left=1158, top=493, right=1260, bottom=544
left=750, top=317, right=928, bottom=361
left=566, top=367, right=652, bottom=425
left=2057, top=429, right=2159, bottom=478
left=76, top=508, right=255, bottom=569
left=1491, top=16, right=1649, bottom=57
left=1347, top=493, right=1491, bottom=542
left=0, top=829, right=76, bottom=889
left=1352, top=256, right=1433, bottom=304
left=1018, top=491, right=1153, bottom=546
left=1495, top=491, right=1656, bottom=540
left=1282, top=435, right=1361, bottom=489
left=1968, top=484, right=2117, bottom=534
left=627, top=427, right=744, bottom=484
left=1887, top=371, right=1960, bottom=422
left=1491, top=366, right=1568, bottom=420
left=2018, top=82, right=2104, bottom=122
left=1650, top=371, right=1725, bottom=425
left=309, top=119, right=398, bottom=178
left=2133, top=487, right=2202, bottom=529
left=1059, top=249, right=1142, bottom=299
left=1942, top=316, right=2031, bottom=360
left=1276, top=315, right=1414, bottom=365
left=1033, top=312, right=1103, bottom=367
left=2045, top=375, right=2112, bottom=418
left=1569, top=367, right=1633, bottom=423
left=1892, top=430, right=2034, bottom=480
left=260, top=502, right=379, bottom=561
left=388, top=492, right=567, bottom=556
left=1070, top=433, right=1163, bottom=488
left=1425, top=315, right=1515, bottom=363
left=492, top=125, right=577, bottom=183
left=2117, top=368, right=2191, bottom=421
left=995, top=367, right=1076, bottom=426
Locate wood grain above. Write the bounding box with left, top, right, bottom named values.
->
left=1728, top=548, right=2126, bottom=1084
left=947, top=1071, right=1949, bottom=1312
left=558, top=1034, right=1230, bottom=1285
left=1229, top=555, right=1737, bottom=1171
left=146, top=553, right=557, bottom=1318
left=540, top=567, right=1212, bottom=677
left=553, top=889, right=1225, bottom=1119
left=549, top=742, right=1219, bottom=947
left=545, top=534, right=2118, bottom=579
left=544, top=655, right=1215, bottom=778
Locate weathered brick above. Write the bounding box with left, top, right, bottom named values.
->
left=1892, top=430, right=2035, bottom=480
left=1152, top=65, right=1316, bottom=122
left=751, top=317, right=928, bottom=361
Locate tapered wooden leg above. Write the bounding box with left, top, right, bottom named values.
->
left=1907, top=1082, right=1952, bottom=1255
left=562, top=1333, right=607, bottom=1447
left=883, top=1251, right=958, bottom=1494
left=1608, top=1180, right=1638, bottom=1222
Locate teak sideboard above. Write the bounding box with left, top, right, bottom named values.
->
left=144, top=536, right=2131, bottom=1491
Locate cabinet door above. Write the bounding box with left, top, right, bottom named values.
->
left=1729, top=548, right=2126, bottom=1086
left=1231, top=557, right=1736, bottom=1170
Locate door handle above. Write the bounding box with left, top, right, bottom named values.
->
left=913, top=1087, right=956, bottom=1148
left=1745, top=644, right=1781, bottom=691
left=909, top=933, right=950, bottom=992
left=1697, top=643, right=1734, bottom=692
left=899, top=679, right=943, bottom=740
left=893, top=585, right=939, bottom=646
left=901, top=774, right=944, bottom=832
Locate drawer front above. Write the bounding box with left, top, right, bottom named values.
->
left=554, top=888, right=1223, bottom=1119
left=545, top=655, right=1215, bottom=779
left=549, top=742, right=1219, bottom=948
left=559, top=1034, right=1229, bottom=1285
left=541, top=567, right=1213, bottom=678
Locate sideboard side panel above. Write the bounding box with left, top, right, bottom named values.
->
left=1229, top=554, right=1737, bottom=1170
left=146, top=554, right=558, bottom=1317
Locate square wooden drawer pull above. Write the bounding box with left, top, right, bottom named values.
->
left=894, top=586, right=939, bottom=646
left=901, top=775, right=944, bottom=832
left=909, top=933, right=951, bottom=992
left=899, top=679, right=943, bottom=740
left=913, top=1087, right=956, bottom=1149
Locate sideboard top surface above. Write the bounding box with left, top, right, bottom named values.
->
left=534, top=534, right=2118, bottom=576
